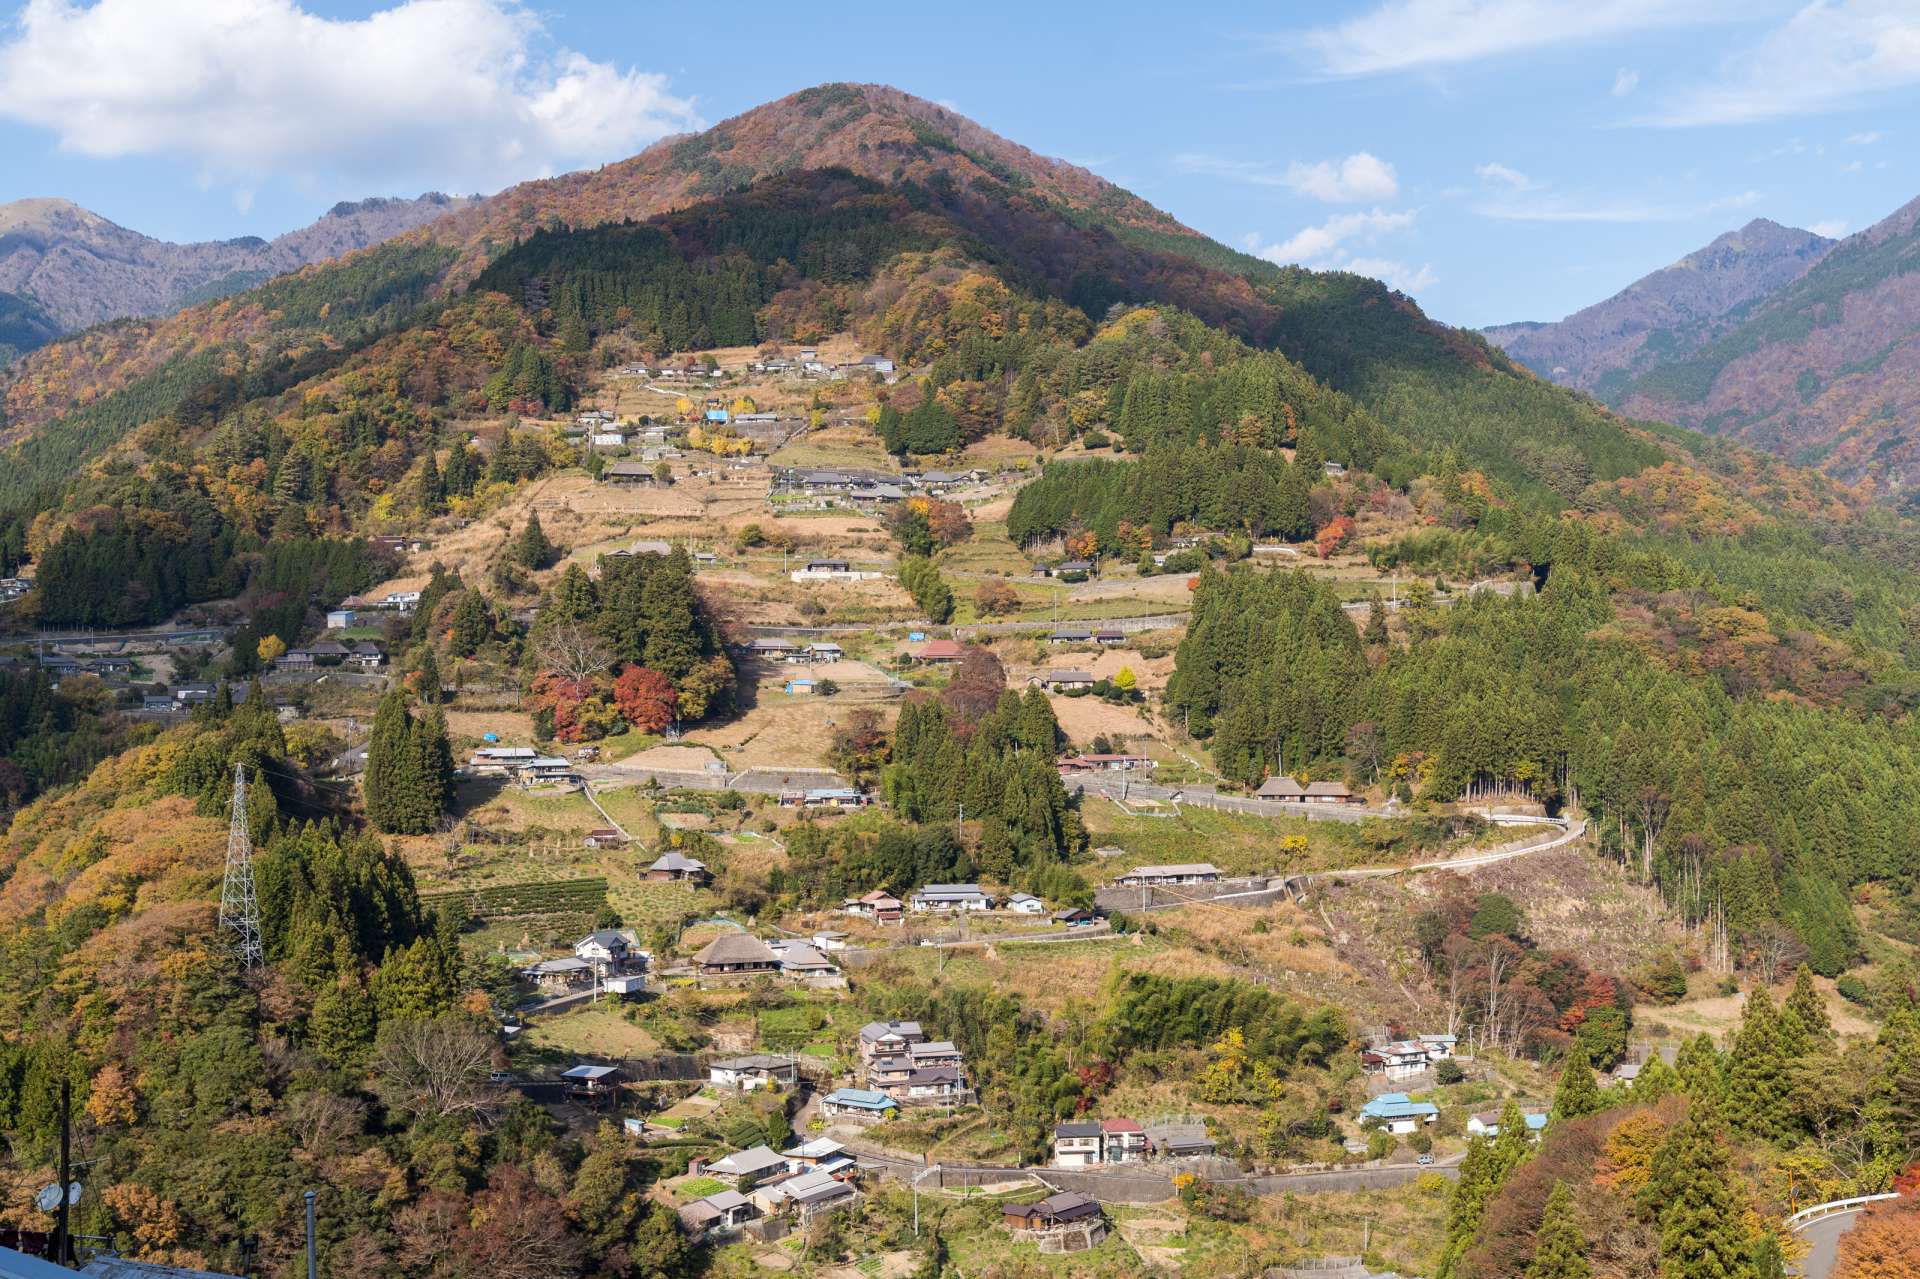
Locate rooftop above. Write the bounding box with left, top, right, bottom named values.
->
left=694, top=933, right=779, bottom=967
left=709, top=1145, right=787, bottom=1177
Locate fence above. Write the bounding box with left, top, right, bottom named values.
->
left=1786, top=1193, right=1899, bottom=1230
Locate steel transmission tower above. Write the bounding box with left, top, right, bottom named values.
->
left=221, top=763, right=264, bottom=970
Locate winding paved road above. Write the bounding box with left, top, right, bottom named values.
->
left=1788, top=1194, right=1901, bottom=1279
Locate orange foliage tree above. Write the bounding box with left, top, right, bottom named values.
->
left=1315, top=514, right=1355, bottom=558
left=1833, top=1194, right=1920, bottom=1278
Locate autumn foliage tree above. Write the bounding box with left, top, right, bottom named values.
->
left=1316, top=514, right=1355, bottom=558
left=612, top=666, right=678, bottom=733
left=1834, top=1193, right=1920, bottom=1279
left=974, top=578, right=1019, bottom=616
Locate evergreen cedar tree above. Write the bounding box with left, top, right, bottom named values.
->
left=1524, top=1182, right=1590, bottom=1279
left=514, top=512, right=559, bottom=570
left=363, top=690, right=455, bottom=835
left=897, top=555, right=954, bottom=623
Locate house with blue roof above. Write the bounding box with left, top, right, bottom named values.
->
left=821, top=1087, right=898, bottom=1122
left=1360, top=1092, right=1440, bottom=1135
left=1467, top=1107, right=1549, bottom=1139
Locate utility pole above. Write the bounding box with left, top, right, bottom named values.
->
left=305, top=1190, right=318, bottom=1279
left=220, top=763, right=264, bottom=970
left=912, top=1164, right=942, bottom=1236
left=55, top=1079, right=71, bottom=1266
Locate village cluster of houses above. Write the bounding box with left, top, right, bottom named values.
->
left=815, top=1018, right=975, bottom=1121
left=521, top=930, right=650, bottom=997
left=1051, top=1117, right=1215, bottom=1167
left=747, top=350, right=895, bottom=380
left=739, top=637, right=844, bottom=666
left=690, top=931, right=845, bottom=988
left=677, top=1136, right=861, bottom=1240
left=1355, top=1091, right=1550, bottom=1140
left=847, top=882, right=1097, bottom=925
left=3, top=651, right=137, bottom=689
left=771, top=466, right=988, bottom=508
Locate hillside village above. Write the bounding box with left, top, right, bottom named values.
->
left=0, top=81, right=1916, bottom=1279
left=2, top=327, right=1897, bottom=1279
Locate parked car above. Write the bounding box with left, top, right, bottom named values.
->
left=1417, top=1153, right=1435, bottom=1166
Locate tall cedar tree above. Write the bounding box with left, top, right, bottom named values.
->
left=449, top=590, right=490, bottom=657
left=1438, top=1101, right=1534, bottom=1278
left=1785, top=965, right=1833, bottom=1042
left=1643, top=1106, right=1758, bottom=1279
left=1525, top=1181, right=1591, bottom=1279
left=363, top=690, right=412, bottom=833
left=1725, top=988, right=1794, bottom=1143
left=516, top=513, right=558, bottom=570
left=1550, top=1049, right=1605, bottom=1122
left=363, top=691, right=454, bottom=835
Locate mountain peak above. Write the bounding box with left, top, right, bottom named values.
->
left=1485, top=216, right=1838, bottom=393
left=0, top=197, right=117, bottom=236
left=409, top=80, right=1198, bottom=292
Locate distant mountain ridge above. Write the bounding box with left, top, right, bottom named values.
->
left=1484, top=218, right=1835, bottom=397
left=0, top=191, right=479, bottom=350
left=1613, top=194, right=1920, bottom=492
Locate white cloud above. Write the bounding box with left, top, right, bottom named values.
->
left=1346, top=257, right=1439, bottom=293
left=1296, top=0, right=1726, bottom=76
left=1810, top=218, right=1850, bottom=237
left=0, top=0, right=701, bottom=193
left=1708, top=189, right=1763, bottom=210
left=1612, top=66, right=1641, bottom=96
left=1474, top=161, right=1541, bottom=190
left=1254, top=208, right=1417, bottom=267
left=1646, top=0, right=1920, bottom=126
left=1846, top=130, right=1884, bottom=143
left=1174, top=150, right=1399, bottom=201
left=1284, top=152, right=1400, bottom=202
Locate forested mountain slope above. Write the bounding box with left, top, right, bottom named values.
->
left=1483, top=218, right=1834, bottom=395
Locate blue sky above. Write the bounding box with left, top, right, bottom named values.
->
left=2, top=0, right=1916, bottom=327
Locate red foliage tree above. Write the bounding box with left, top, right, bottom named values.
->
left=530, top=671, right=594, bottom=743
left=612, top=665, right=678, bottom=733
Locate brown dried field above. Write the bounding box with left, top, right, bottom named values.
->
left=1045, top=692, right=1162, bottom=748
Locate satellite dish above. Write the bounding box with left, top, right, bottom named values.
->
left=34, top=1181, right=81, bottom=1211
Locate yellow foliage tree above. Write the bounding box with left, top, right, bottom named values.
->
left=86, top=1062, right=138, bottom=1126
left=101, top=1182, right=188, bottom=1254
left=1593, top=1110, right=1667, bottom=1194
left=256, top=635, right=287, bottom=663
